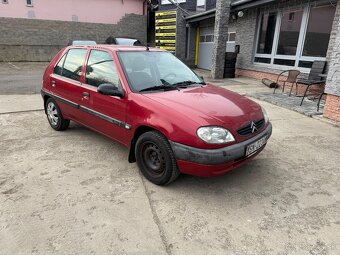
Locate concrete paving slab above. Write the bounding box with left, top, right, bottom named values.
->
left=0, top=100, right=339, bottom=254
left=0, top=94, right=43, bottom=114
left=0, top=112, right=166, bottom=255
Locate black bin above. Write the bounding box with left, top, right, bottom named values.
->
left=224, top=52, right=237, bottom=78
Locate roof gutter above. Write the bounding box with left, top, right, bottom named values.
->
left=184, top=8, right=216, bottom=22
left=231, top=0, right=277, bottom=11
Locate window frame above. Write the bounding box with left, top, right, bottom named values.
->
left=26, top=0, right=33, bottom=6
left=196, top=0, right=206, bottom=11
left=84, top=49, right=121, bottom=89
left=253, top=1, right=335, bottom=71
left=52, top=48, right=87, bottom=83
left=53, top=52, right=67, bottom=76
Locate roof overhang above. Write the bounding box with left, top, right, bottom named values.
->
left=231, top=0, right=276, bottom=11
left=184, top=0, right=277, bottom=22
left=184, top=8, right=216, bottom=23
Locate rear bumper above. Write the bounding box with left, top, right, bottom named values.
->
left=170, top=122, right=272, bottom=176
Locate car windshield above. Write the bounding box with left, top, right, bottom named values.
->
left=115, top=38, right=143, bottom=46
left=118, top=51, right=203, bottom=92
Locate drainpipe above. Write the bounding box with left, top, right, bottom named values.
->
left=211, top=0, right=231, bottom=79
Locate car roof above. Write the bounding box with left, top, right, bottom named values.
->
left=66, top=44, right=166, bottom=52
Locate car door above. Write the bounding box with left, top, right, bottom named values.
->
left=50, top=48, right=87, bottom=122
left=79, top=49, right=129, bottom=145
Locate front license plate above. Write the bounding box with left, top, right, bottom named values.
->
left=245, top=135, right=267, bottom=157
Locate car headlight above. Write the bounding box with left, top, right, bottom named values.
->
left=197, top=126, right=235, bottom=144
left=261, top=106, right=269, bottom=124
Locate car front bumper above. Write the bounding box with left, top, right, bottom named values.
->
left=170, top=123, right=272, bottom=176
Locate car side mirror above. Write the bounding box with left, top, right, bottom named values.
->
left=97, top=83, right=123, bottom=98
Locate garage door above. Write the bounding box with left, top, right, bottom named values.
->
left=198, top=27, right=214, bottom=70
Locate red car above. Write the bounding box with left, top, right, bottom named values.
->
left=41, top=45, right=272, bottom=185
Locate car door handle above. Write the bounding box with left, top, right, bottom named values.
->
left=82, top=92, right=90, bottom=97
left=51, top=80, right=56, bottom=87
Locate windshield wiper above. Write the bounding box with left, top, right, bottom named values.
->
left=171, top=80, right=206, bottom=87
left=139, top=85, right=178, bottom=92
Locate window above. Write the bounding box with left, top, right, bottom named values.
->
left=71, top=15, right=78, bottom=22
left=62, top=49, right=87, bottom=81
left=85, top=50, right=119, bottom=87
left=118, top=51, right=200, bottom=92
left=256, top=13, right=277, bottom=54
left=302, top=5, right=335, bottom=57
left=228, top=32, right=236, bottom=42
left=276, top=9, right=303, bottom=55
left=53, top=53, right=67, bottom=76
left=26, top=0, right=32, bottom=6
left=254, top=3, right=336, bottom=68
left=199, top=34, right=214, bottom=43
left=197, top=0, right=206, bottom=11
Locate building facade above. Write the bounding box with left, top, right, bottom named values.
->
left=159, top=0, right=340, bottom=122
left=0, top=0, right=147, bottom=61
left=0, top=0, right=145, bottom=24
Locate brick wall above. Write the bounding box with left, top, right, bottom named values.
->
left=324, top=95, right=340, bottom=121
left=0, top=14, right=147, bottom=62
left=324, top=0, right=340, bottom=122
left=325, top=0, right=340, bottom=97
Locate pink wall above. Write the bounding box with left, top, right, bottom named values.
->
left=0, top=0, right=145, bottom=24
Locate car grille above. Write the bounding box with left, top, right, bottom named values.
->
left=237, top=118, right=265, bottom=136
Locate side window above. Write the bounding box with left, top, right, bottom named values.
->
left=53, top=53, right=66, bottom=76
left=85, top=50, right=119, bottom=87
left=62, top=49, right=87, bottom=82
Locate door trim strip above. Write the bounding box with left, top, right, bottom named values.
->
left=41, top=89, right=131, bottom=130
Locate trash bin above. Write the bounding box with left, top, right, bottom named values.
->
left=224, top=52, right=237, bottom=78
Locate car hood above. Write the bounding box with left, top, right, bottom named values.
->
left=141, top=84, right=264, bottom=133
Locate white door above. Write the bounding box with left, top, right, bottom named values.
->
left=198, top=27, right=214, bottom=70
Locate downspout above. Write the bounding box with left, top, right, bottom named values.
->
left=195, top=26, right=200, bottom=66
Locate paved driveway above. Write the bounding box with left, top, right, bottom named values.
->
left=0, top=97, right=339, bottom=255
left=0, top=62, right=47, bottom=95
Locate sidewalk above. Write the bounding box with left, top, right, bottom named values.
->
left=0, top=94, right=43, bottom=114
left=195, top=68, right=339, bottom=127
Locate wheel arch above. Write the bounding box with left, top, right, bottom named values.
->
left=43, top=95, right=50, bottom=114
left=128, top=125, right=168, bottom=163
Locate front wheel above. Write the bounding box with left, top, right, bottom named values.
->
left=135, top=131, right=180, bottom=185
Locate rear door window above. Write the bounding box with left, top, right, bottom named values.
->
left=85, top=50, right=120, bottom=87
left=60, top=48, right=87, bottom=82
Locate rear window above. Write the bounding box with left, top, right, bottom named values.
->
left=53, top=53, right=66, bottom=76
left=54, top=48, right=87, bottom=82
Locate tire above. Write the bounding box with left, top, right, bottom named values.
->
left=45, top=98, right=70, bottom=131
left=135, top=131, right=180, bottom=185
left=224, top=62, right=236, bottom=68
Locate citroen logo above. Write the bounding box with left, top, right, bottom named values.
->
left=250, top=121, right=257, bottom=133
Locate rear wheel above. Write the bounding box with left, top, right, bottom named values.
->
left=135, top=131, right=180, bottom=185
left=45, top=98, right=70, bottom=131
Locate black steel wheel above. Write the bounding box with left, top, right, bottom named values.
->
left=135, top=131, right=180, bottom=185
